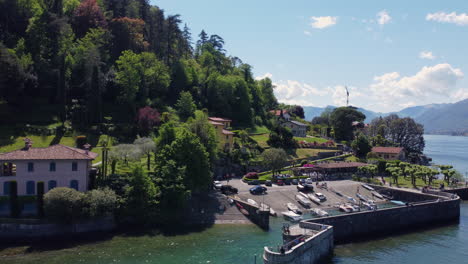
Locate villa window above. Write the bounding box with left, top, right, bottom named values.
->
left=26, top=181, right=35, bottom=195
left=48, top=180, right=57, bottom=191
left=3, top=182, right=10, bottom=195
left=72, top=162, right=78, bottom=171
left=70, top=180, right=79, bottom=191
left=27, top=162, right=34, bottom=172
left=50, top=162, right=56, bottom=172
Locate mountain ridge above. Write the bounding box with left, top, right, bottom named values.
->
left=303, top=99, right=468, bottom=135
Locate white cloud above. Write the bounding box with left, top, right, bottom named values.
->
left=426, top=12, right=468, bottom=26
left=377, top=10, right=392, bottom=25
left=419, top=51, right=436, bottom=60
left=255, top=72, right=273, bottom=80
left=304, top=30, right=311, bottom=36
left=370, top=63, right=463, bottom=105
left=273, top=80, right=329, bottom=106
left=310, top=16, right=337, bottom=29
left=451, top=88, right=468, bottom=101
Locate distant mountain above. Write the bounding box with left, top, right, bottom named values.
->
left=303, top=99, right=468, bottom=135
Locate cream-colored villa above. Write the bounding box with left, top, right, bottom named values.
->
left=0, top=139, right=97, bottom=196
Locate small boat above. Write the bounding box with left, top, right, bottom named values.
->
left=236, top=202, right=249, bottom=216
left=339, top=204, right=352, bottom=213
left=282, top=211, right=303, bottom=222
left=372, top=191, right=384, bottom=200
left=315, top=192, right=326, bottom=202
left=296, top=194, right=312, bottom=208
left=363, top=202, right=377, bottom=210
left=247, top=199, right=258, bottom=207
left=297, top=183, right=305, bottom=191
left=228, top=198, right=234, bottom=205
left=362, top=184, right=375, bottom=191
left=270, top=208, right=277, bottom=217
left=311, top=208, right=329, bottom=217
left=356, top=193, right=368, bottom=202
left=391, top=200, right=406, bottom=206
left=287, top=203, right=302, bottom=215
left=299, top=192, right=309, bottom=199
left=308, top=193, right=322, bottom=204
left=346, top=203, right=359, bottom=212
left=382, top=194, right=394, bottom=200
left=345, top=195, right=358, bottom=204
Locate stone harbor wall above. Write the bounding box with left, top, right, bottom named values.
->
left=444, top=187, right=468, bottom=200
left=263, top=223, right=333, bottom=264
left=0, top=216, right=115, bottom=239
left=309, top=186, right=460, bottom=243
left=232, top=198, right=269, bottom=230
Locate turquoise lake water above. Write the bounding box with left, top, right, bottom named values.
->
left=2, top=134, right=468, bottom=264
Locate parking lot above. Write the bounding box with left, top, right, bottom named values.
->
left=221, top=179, right=386, bottom=214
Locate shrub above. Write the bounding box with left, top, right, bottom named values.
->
left=44, top=187, right=85, bottom=223
left=76, top=135, right=87, bottom=148
left=82, top=188, right=119, bottom=218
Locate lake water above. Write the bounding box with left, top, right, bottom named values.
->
left=2, top=134, right=468, bottom=264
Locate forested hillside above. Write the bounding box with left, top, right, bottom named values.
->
left=0, top=0, right=277, bottom=132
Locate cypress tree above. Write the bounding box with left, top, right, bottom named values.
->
left=9, top=181, right=20, bottom=218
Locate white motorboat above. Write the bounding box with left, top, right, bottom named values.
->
left=308, top=193, right=322, bottom=204
left=247, top=199, right=258, bottom=207
left=269, top=208, right=277, bottom=217
left=296, top=194, right=312, bottom=208
left=362, top=184, right=375, bottom=191
left=345, top=195, right=358, bottom=204
left=299, top=192, right=309, bottom=199
left=372, top=191, right=384, bottom=200
left=282, top=211, right=303, bottom=222
left=311, top=208, right=329, bottom=217
left=356, top=193, right=368, bottom=202
left=339, top=204, right=352, bottom=213
left=363, top=202, right=377, bottom=210
left=287, top=203, right=302, bottom=214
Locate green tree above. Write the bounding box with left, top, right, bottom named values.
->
left=176, top=91, right=196, bottom=120
left=125, top=166, right=159, bottom=225
left=134, top=137, right=156, bottom=170
left=267, top=125, right=296, bottom=149
left=261, top=148, right=288, bottom=175
left=82, top=188, right=119, bottom=218
left=330, top=107, right=366, bottom=141
left=188, top=110, right=218, bottom=164
left=351, top=133, right=372, bottom=158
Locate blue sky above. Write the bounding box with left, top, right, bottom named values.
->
left=151, top=0, right=468, bottom=112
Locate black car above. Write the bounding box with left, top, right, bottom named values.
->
left=221, top=185, right=238, bottom=195
left=265, top=180, right=272, bottom=186
left=250, top=185, right=267, bottom=195
left=284, top=179, right=291, bottom=185
left=248, top=180, right=260, bottom=185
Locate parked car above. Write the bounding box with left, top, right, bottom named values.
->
left=221, top=185, right=238, bottom=195
left=265, top=180, right=272, bottom=187
left=276, top=180, right=284, bottom=186
left=284, top=179, right=291, bottom=185
left=248, top=180, right=260, bottom=185
left=305, top=178, right=313, bottom=184
left=299, top=179, right=306, bottom=184
left=243, top=172, right=259, bottom=180
left=292, top=179, right=299, bottom=185
left=250, top=185, right=267, bottom=195
left=213, top=181, right=223, bottom=190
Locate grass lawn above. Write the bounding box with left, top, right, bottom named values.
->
left=250, top=134, right=270, bottom=148
left=294, top=137, right=328, bottom=144
left=287, top=148, right=337, bottom=160
left=247, top=126, right=270, bottom=135
left=385, top=176, right=445, bottom=189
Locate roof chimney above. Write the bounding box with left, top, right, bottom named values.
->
left=83, top=143, right=91, bottom=155
left=23, top=138, right=32, bottom=150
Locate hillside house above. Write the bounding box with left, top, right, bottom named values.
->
left=371, top=147, right=405, bottom=161
left=269, top=109, right=291, bottom=121
left=281, top=120, right=308, bottom=137
left=209, top=117, right=234, bottom=150
left=0, top=139, right=98, bottom=196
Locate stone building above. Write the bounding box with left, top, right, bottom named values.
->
left=371, top=147, right=405, bottom=160
left=281, top=120, right=308, bottom=137
left=209, top=117, right=234, bottom=150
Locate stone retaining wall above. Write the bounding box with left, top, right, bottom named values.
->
left=0, top=216, right=115, bottom=239
left=308, top=186, right=460, bottom=243
left=232, top=198, right=269, bottom=229
left=263, top=223, right=333, bottom=264
left=444, top=187, right=468, bottom=200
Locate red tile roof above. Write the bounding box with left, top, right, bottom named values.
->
left=209, top=120, right=224, bottom=126
left=209, top=117, right=232, bottom=123
left=269, top=110, right=288, bottom=116
left=372, top=147, right=404, bottom=154
left=0, top=145, right=98, bottom=161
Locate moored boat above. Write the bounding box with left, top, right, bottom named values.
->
left=372, top=191, right=384, bottom=200
left=247, top=199, right=258, bottom=207
left=339, top=204, right=352, bottom=213
left=308, top=193, right=322, bottom=204
left=282, top=211, right=303, bottom=222
left=362, top=184, right=375, bottom=191
left=356, top=193, right=368, bottom=202
left=296, top=194, right=312, bottom=208
left=311, top=208, right=329, bottom=217
left=287, top=203, right=302, bottom=214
